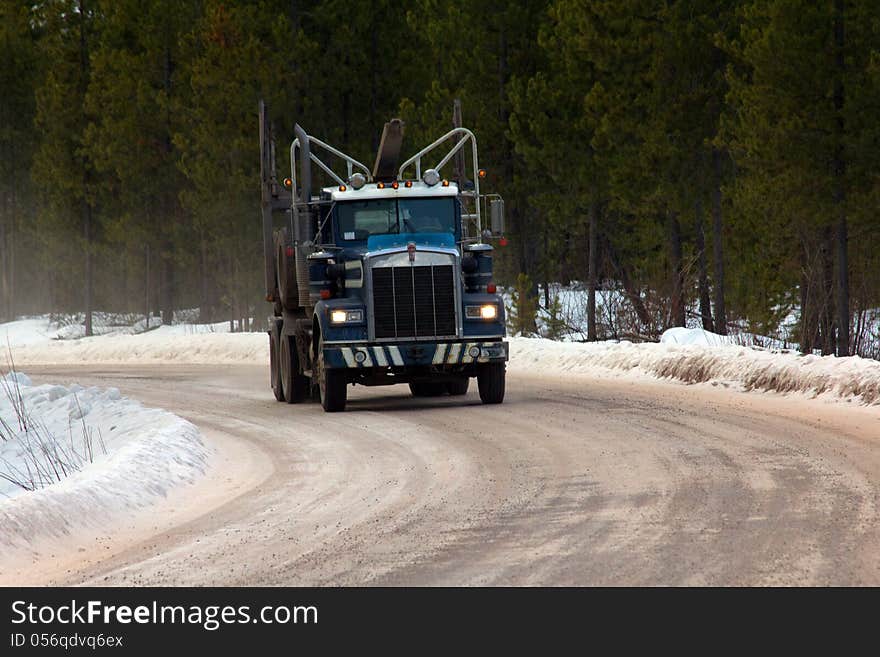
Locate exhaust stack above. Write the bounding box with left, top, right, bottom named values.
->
left=371, top=118, right=405, bottom=182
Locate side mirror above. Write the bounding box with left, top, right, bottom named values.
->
left=489, top=198, right=505, bottom=235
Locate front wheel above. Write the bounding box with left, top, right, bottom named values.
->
left=477, top=362, right=505, bottom=404
left=316, top=336, right=347, bottom=412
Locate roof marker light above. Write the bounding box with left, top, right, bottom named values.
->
left=338, top=184, right=347, bottom=192
left=478, top=169, right=487, bottom=179
left=391, top=181, right=399, bottom=189
left=441, top=179, right=450, bottom=187
left=377, top=182, right=385, bottom=189
left=404, top=180, right=413, bottom=188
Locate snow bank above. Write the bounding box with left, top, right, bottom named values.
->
left=6, top=320, right=880, bottom=407
left=0, top=372, right=209, bottom=549
left=12, top=327, right=265, bottom=366
left=660, top=327, right=739, bottom=347
left=508, top=335, right=880, bottom=406
left=1, top=313, right=236, bottom=350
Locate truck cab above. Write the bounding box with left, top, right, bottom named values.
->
left=260, top=103, right=507, bottom=411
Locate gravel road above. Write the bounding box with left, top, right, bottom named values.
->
left=8, top=364, right=880, bottom=586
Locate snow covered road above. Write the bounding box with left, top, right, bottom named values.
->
left=4, top=362, right=880, bottom=586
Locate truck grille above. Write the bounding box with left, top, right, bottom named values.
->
left=372, top=265, right=456, bottom=339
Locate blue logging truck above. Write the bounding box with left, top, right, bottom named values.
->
left=259, top=101, right=508, bottom=411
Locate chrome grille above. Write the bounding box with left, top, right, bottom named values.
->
left=372, top=264, right=457, bottom=339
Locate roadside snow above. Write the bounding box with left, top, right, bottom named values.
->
left=7, top=320, right=879, bottom=407
left=660, top=327, right=740, bottom=347
left=509, top=332, right=880, bottom=405
left=11, top=328, right=266, bottom=365
left=1, top=313, right=234, bottom=350
left=0, top=372, right=209, bottom=549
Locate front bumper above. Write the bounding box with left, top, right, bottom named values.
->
left=323, top=340, right=509, bottom=369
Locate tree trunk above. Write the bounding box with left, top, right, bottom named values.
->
left=711, top=149, right=727, bottom=334
left=200, top=234, right=209, bottom=322
left=819, top=226, right=835, bottom=355
left=695, top=199, right=713, bottom=331
left=833, top=0, right=849, bottom=356
left=836, top=213, right=849, bottom=356
left=452, top=99, right=466, bottom=186
left=160, top=40, right=175, bottom=327
left=161, top=246, right=173, bottom=326
left=587, top=201, right=598, bottom=341
left=496, top=21, right=534, bottom=326
left=8, top=197, right=13, bottom=320
left=83, top=200, right=93, bottom=337
left=121, top=243, right=129, bottom=313
left=144, top=243, right=151, bottom=329
left=78, top=0, right=93, bottom=337
left=799, top=267, right=813, bottom=355
left=542, top=228, right=550, bottom=309
left=852, top=306, right=865, bottom=356
left=668, top=211, right=685, bottom=328
left=0, top=191, right=8, bottom=322
left=229, top=250, right=235, bottom=333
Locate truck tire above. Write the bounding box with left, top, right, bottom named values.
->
left=280, top=334, right=309, bottom=403
left=477, top=362, right=505, bottom=404
left=446, top=378, right=470, bottom=396
left=275, top=229, right=299, bottom=311
left=270, top=333, right=285, bottom=402
left=409, top=382, right=446, bottom=397
left=316, top=335, right=347, bottom=412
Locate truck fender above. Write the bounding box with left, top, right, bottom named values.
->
left=312, top=298, right=338, bottom=338
left=312, top=312, right=324, bottom=362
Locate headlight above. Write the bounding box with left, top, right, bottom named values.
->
left=465, top=304, right=498, bottom=320
left=329, top=309, right=364, bottom=324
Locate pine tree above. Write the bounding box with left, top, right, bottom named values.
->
left=0, top=0, right=41, bottom=321
left=175, top=0, right=295, bottom=325
left=83, top=0, right=200, bottom=325
left=723, top=0, right=877, bottom=355
left=32, top=0, right=102, bottom=334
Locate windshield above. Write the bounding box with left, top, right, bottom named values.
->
left=336, top=198, right=456, bottom=241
